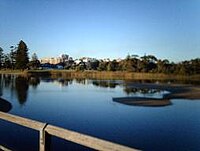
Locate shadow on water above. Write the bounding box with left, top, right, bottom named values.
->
left=0, top=75, right=12, bottom=112
left=0, top=74, right=41, bottom=106
left=15, top=76, right=41, bottom=105
left=15, top=76, right=29, bottom=105
left=0, top=98, right=12, bottom=112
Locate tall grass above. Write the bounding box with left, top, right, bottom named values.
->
left=26, top=70, right=200, bottom=81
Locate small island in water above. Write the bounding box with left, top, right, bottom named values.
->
left=113, top=83, right=200, bottom=107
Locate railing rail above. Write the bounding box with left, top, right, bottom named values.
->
left=0, top=111, right=139, bottom=151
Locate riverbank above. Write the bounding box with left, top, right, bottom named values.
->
left=0, top=70, right=26, bottom=75
left=1, top=69, right=200, bottom=84
left=26, top=70, right=200, bottom=81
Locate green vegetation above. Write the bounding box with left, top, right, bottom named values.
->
left=15, top=40, right=29, bottom=69
left=26, top=70, right=200, bottom=81
left=0, top=41, right=200, bottom=76
left=0, top=40, right=40, bottom=70
left=63, top=54, right=200, bottom=75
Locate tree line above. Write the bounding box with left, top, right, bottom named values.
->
left=95, top=54, right=200, bottom=75
left=0, top=40, right=199, bottom=75
left=0, top=40, right=39, bottom=70
left=68, top=54, right=200, bottom=75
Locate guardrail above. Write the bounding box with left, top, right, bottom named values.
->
left=0, top=111, right=139, bottom=151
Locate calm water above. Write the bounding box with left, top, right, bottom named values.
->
left=0, top=75, right=200, bottom=151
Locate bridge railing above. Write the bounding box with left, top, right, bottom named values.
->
left=0, top=111, right=139, bottom=151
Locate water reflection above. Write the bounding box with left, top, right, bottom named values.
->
left=29, top=77, right=40, bottom=89
left=0, top=74, right=199, bottom=107
left=0, top=74, right=199, bottom=151
left=40, top=77, right=73, bottom=86
left=15, top=76, right=29, bottom=105
left=124, top=79, right=200, bottom=85
left=123, top=87, right=169, bottom=98
left=0, top=75, right=41, bottom=105
left=92, top=80, right=119, bottom=88
left=0, top=75, right=13, bottom=112
left=113, top=86, right=172, bottom=107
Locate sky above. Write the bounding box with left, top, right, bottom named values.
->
left=0, top=0, right=200, bottom=62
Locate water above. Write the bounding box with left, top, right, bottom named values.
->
left=0, top=75, right=200, bottom=151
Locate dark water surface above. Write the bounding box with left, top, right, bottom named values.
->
left=0, top=75, right=200, bottom=151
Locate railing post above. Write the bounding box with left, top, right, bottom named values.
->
left=39, top=123, right=49, bottom=151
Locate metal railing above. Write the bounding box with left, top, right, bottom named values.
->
left=0, top=111, right=139, bottom=151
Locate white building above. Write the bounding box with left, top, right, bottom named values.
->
left=40, top=57, right=62, bottom=64
left=40, top=54, right=72, bottom=65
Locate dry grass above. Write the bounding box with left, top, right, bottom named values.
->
left=1, top=69, right=200, bottom=81
left=0, top=70, right=26, bottom=75
left=27, top=70, right=200, bottom=81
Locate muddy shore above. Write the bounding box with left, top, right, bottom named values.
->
left=113, top=83, right=200, bottom=107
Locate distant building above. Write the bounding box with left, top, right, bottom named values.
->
left=81, top=57, right=98, bottom=63
left=40, top=53, right=72, bottom=65
left=40, top=57, right=62, bottom=65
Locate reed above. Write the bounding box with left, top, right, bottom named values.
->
left=26, top=70, right=200, bottom=81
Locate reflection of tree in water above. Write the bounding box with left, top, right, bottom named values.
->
left=0, top=75, right=41, bottom=105
left=3, top=74, right=12, bottom=88
left=75, top=78, right=86, bottom=85
left=58, top=78, right=73, bottom=86
left=124, top=87, right=161, bottom=95
left=92, top=81, right=118, bottom=88
left=0, top=74, right=16, bottom=98
left=29, top=77, right=40, bottom=89
left=0, top=74, right=3, bottom=96
left=15, top=76, right=29, bottom=105
left=40, top=77, right=73, bottom=86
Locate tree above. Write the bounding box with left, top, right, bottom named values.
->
left=190, top=58, right=200, bottom=74
left=10, top=46, right=17, bottom=69
left=98, top=61, right=108, bottom=71
left=31, top=53, right=38, bottom=61
left=0, top=47, right=4, bottom=69
left=28, top=53, right=40, bottom=69
left=3, top=54, right=11, bottom=69
left=15, top=40, right=29, bottom=70
left=107, top=60, right=117, bottom=71
left=139, top=55, right=157, bottom=72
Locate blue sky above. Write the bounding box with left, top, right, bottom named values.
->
left=0, top=0, right=200, bottom=61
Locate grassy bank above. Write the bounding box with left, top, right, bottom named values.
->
left=26, top=70, right=200, bottom=81
left=0, top=70, right=26, bottom=75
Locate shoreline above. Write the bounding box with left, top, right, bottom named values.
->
left=0, top=70, right=26, bottom=75
left=27, top=70, right=200, bottom=81
left=0, top=69, right=200, bottom=81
